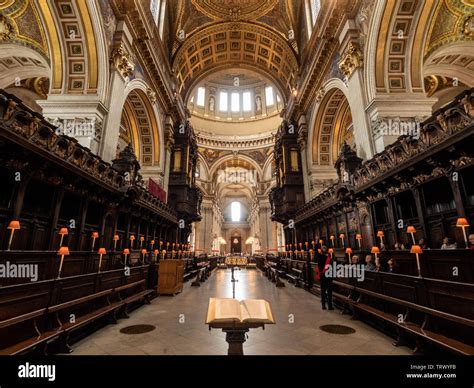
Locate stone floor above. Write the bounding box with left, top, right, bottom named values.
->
left=71, top=268, right=412, bottom=355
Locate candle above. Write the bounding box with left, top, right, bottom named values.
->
left=7, top=220, right=20, bottom=251
left=57, top=246, right=70, bottom=278
left=356, top=233, right=362, bottom=250
left=456, top=218, right=470, bottom=248
left=371, top=246, right=380, bottom=261
left=113, top=234, right=119, bottom=250
left=123, top=248, right=130, bottom=267
left=339, top=234, right=345, bottom=248
left=377, top=231, right=385, bottom=246
left=91, top=232, right=99, bottom=251
left=346, top=247, right=353, bottom=263
left=59, top=227, right=68, bottom=248
left=98, top=248, right=106, bottom=273
left=410, top=245, right=423, bottom=277
left=406, top=226, right=416, bottom=245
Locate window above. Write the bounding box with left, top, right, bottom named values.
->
left=231, top=202, right=241, bottom=222
left=265, top=86, right=274, bottom=106
left=276, top=94, right=281, bottom=103
left=196, top=87, right=205, bottom=107
left=219, top=91, right=228, bottom=111
left=243, top=91, right=251, bottom=112
left=311, top=0, right=321, bottom=26
left=150, top=0, right=159, bottom=22
left=158, top=0, right=166, bottom=38
left=231, top=92, right=240, bottom=112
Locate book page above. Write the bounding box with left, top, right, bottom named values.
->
left=240, top=299, right=275, bottom=324
left=206, top=298, right=241, bottom=323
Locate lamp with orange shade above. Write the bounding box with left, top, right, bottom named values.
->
left=377, top=231, right=385, bottom=246
left=58, top=227, right=68, bottom=248
left=113, top=234, right=120, bottom=250
left=456, top=218, right=470, bottom=248
left=339, top=233, right=345, bottom=248
left=7, top=220, right=20, bottom=251
left=356, top=234, right=362, bottom=250
left=123, top=248, right=130, bottom=267
left=328, top=248, right=334, bottom=259
left=346, top=247, right=353, bottom=262
left=98, top=248, right=106, bottom=273
left=371, top=246, right=380, bottom=261
left=330, top=235, right=335, bottom=247
left=129, top=235, right=135, bottom=249
left=141, top=248, right=147, bottom=263
left=139, top=236, right=145, bottom=248
left=410, top=245, right=423, bottom=277
left=406, top=226, right=416, bottom=245
left=91, top=232, right=99, bottom=251
left=150, top=240, right=155, bottom=250
left=57, top=246, right=70, bottom=279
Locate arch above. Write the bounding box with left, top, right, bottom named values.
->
left=208, top=153, right=263, bottom=180
left=172, top=21, right=299, bottom=101
left=310, top=81, right=353, bottom=166
left=0, top=44, right=50, bottom=88
left=120, top=87, right=162, bottom=167
left=424, top=41, right=474, bottom=87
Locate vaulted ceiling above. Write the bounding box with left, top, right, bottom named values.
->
left=170, top=0, right=303, bottom=101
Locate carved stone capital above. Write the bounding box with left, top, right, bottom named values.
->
left=111, top=44, right=134, bottom=79
left=338, top=42, right=363, bottom=80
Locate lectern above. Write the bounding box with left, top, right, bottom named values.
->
left=206, top=298, right=275, bottom=355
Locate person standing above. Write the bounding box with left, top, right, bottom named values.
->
left=316, top=245, right=333, bottom=310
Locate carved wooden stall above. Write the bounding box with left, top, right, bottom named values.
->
left=270, top=88, right=474, bottom=355
left=0, top=90, right=196, bottom=354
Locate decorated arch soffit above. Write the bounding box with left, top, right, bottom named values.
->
left=312, top=88, right=352, bottom=167
left=190, top=0, right=279, bottom=21
left=172, top=22, right=299, bottom=101
left=121, top=89, right=160, bottom=167
left=423, top=0, right=474, bottom=88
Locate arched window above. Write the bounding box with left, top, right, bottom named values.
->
left=150, top=0, right=167, bottom=39
left=231, top=202, right=241, bottom=222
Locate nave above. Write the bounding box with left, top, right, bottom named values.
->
left=71, top=269, right=410, bottom=356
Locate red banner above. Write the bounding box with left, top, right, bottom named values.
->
left=148, top=178, right=167, bottom=203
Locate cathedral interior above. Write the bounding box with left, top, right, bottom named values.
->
left=0, top=0, right=473, bottom=377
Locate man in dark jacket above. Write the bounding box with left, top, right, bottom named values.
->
left=316, top=245, right=333, bottom=310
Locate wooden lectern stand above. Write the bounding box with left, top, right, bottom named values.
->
left=208, top=322, right=265, bottom=355
left=206, top=298, right=274, bottom=355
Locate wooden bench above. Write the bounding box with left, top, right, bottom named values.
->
left=0, top=281, right=55, bottom=355
left=269, top=267, right=285, bottom=288
left=0, top=309, right=61, bottom=355
left=114, top=279, right=153, bottom=318
left=47, top=288, right=118, bottom=353
left=191, top=267, right=206, bottom=287
left=332, top=280, right=474, bottom=355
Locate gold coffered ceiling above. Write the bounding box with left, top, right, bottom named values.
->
left=191, top=0, right=279, bottom=20
left=173, top=22, right=298, bottom=100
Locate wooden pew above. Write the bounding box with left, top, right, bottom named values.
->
left=0, top=281, right=58, bottom=355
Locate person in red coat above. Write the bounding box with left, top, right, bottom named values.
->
left=315, top=245, right=333, bottom=310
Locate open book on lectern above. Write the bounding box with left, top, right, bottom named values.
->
left=206, top=298, right=275, bottom=324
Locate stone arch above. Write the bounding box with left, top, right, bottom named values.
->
left=119, top=85, right=162, bottom=168
left=424, top=41, right=474, bottom=87
left=208, top=154, right=264, bottom=181
left=310, top=82, right=353, bottom=167
left=0, top=44, right=50, bottom=88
